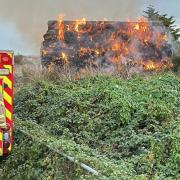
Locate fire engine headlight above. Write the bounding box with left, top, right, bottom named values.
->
left=4, top=132, right=10, bottom=141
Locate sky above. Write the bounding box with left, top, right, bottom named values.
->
left=0, top=0, right=179, bottom=55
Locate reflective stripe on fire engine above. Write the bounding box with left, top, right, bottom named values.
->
left=0, top=76, right=12, bottom=90
left=3, top=76, right=12, bottom=89
left=3, top=65, right=12, bottom=74
left=0, top=130, right=3, bottom=156
left=3, top=91, right=12, bottom=105
left=5, top=108, right=12, bottom=121
left=0, top=86, right=6, bottom=128
left=0, top=68, right=13, bottom=122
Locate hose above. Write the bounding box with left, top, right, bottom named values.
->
left=15, top=123, right=107, bottom=179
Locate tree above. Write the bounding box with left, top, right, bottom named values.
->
left=144, top=6, right=180, bottom=41
left=143, top=6, right=159, bottom=21
left=144, top=6, right=180, bottom=72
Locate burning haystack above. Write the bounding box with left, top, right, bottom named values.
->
left=41, top=17, right=173, bottom=73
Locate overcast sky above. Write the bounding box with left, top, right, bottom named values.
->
left=0, top=0, right=179, bottom=55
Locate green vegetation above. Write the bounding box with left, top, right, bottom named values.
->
left=0, top=129, right=89, bottom=179
left=1, top=73, right=179, bottom=179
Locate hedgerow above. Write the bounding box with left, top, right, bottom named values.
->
left=3, top=73, right=180, bottom=179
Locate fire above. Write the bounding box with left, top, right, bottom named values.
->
left=66, top=25, right=70, bottom=31
left=112, top=43, right=121, bottom=51
left=80, top=47, right=91, bottom=55
left=144, top=61, right=157, bottom=70
left=42, top=15, right=173, bottom=72
left=61, top=52, right=68, bottom=63
left=134, top=24, right=140, bottom=30
left=156, top=32, right=168, bottom=48
left=110, top=55, right=122, bottom=64
left=95, top=49, right=100, bottom=56
left=74, top=18, right=86, bottom=32
left=58, top=14, right=65, bottom=40
left=143, top=60, right=173, bottom=71
left=48, top=62, right=55, bottom=72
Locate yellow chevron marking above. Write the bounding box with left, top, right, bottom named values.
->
left=0, top=131, right=3, bottom=156
left=1, top=76, right=12, bottom=89
left=4, top=91, right=12, bottom=105
left=5, top=108, right=12, bottom=121
left=7, top=53, right=13, bottom=59
left=0, top=84, right=6, bottom=128
left=3, top=65, right=12, bottom=74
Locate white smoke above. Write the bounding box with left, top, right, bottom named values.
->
left=0, top=0, right=153, bottom=55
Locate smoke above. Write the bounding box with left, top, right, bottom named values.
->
left=0, top=20, right=35, bottom=55
left=0, top=0, right=152, bottom=55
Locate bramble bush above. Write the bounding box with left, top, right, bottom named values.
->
left=2, top=73, right=180, bottom=179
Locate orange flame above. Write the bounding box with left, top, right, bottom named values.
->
left=58, top=14, right=65, bottom=40
left=144, top=61, right=157, bottom=70
left=134, top=24, right=140, bottom=30
left=61, top=52, right=68, bottom=63
left=55, top=16, right=172, bottom=72
left=75, top=18, right=86, bottom=32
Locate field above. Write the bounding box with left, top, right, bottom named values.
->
left=0, top=58, right=179, bottom=179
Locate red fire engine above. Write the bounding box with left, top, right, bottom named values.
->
left=0, top=51, right=13, bottom=157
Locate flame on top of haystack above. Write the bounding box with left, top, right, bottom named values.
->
left=43, top=15, right=174, bottom=72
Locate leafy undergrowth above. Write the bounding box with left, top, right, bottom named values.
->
left=0, top=129, right=90, bottom=180
left=4, top=73, right=180, bottom=179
